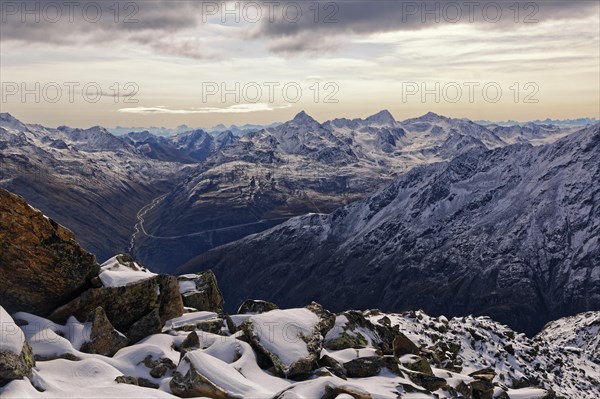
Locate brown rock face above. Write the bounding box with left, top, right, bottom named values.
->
left=48, top=277, right=160, bottom=331
left=0, top=189, right=99, bottom=315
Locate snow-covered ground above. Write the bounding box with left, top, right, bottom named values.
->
left=2, top=306, right=598, bottom=398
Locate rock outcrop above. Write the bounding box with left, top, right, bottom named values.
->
left=240, top=302, right=335, bottom=377
left=79, top=307, right=129, bottom=357
left=0, top=189, right=99, bottom=316
left=48, top=255, right=184, bottom=343
left=177, top=271, right=225, bottom=313
left=170, top=350, right=266, bottom=398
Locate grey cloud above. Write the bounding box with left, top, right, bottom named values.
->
left=1, top=1, right=596, bottom=57
left=250, top=0, right=599, bottom=53
left=0, top=1, right=216, bottom=44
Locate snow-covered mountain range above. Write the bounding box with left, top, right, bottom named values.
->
left=183, top=123, right=600, bottom=335
left=131, top=110, right=579, bottom=271
left=0, top=113, right=187, bottom=260
left=0, top=111, right=586, bottom=275
left=1, top=114, right=599, bottom=397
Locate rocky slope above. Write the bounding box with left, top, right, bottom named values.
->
left=2, top=301, right=599, bottom=398
left=184, top=123, right=600, bottom=335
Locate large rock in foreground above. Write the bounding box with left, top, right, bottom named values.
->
left=241, top=302, right=335, bottom=377
left=0, top=189, right=99, bottom=315
left=0, top=306, right=35, bottom=386
left=48, top=255, right=184, bottom=342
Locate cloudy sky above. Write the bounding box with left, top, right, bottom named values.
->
left=1, top=0, right=598, bottom=128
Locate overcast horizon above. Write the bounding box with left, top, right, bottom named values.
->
left=1, top=0, right=599, bottom=128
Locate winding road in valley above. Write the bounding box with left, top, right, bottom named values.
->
left=128, top=194, right=289, bottom=251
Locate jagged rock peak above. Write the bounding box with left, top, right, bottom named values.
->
left=365, top=109, right=397, bottom=125
left=292, top=110, right=318, bottom=124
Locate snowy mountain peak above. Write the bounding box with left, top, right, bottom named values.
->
left=87, top=126, right=110, bottom=134
left=365, top=109, right=397, bottom=126
left=420, top=111, right=448, bottom=121
left=292, top=110, right=318, bottom=124
left=0, top=112, right=18, bottom=123
left=174, top=128, right=208, bottom=138
left=0, top=113, right=29, bottom=131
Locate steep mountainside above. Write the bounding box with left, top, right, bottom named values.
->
left=184, top=124, right=600, bottom=335
left=0, top=113, right=184, bottom=261
left=135, top=111, right=559, bottom=272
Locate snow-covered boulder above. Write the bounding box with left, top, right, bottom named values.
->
left=241, top=302, right=335, bottom=377
left=324, top=311, right=400, bottom=354
left=98, top=255, right=156, bottom=287
left=170, top=350, right=269, bottom=398
left=178, top=271, right=224, bottom=313
left=0, top=307, right=34, bottom=386
left=48, top=255, right=183, bottom=343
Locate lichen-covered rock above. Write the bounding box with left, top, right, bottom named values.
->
left=470, top=379, right=494, bottom=399
left=178, top=271, right=224, bottom=313
left=48, top=269, right=183, bottom=343
left=237, top=299, right=279, bottom=314
left=408, top=372, right=448, bottom=392
left=318, top=354, right=347, bottom=379
left=179, top=331, right=200, bottom=352
left=469, top=367, right=496, bottom=382
left=115, top=375, right=159, bottom=389
left=48, top=277, right=159, bottom=332
left=399, top=354, right=433, bottom=375
left=0, top=306, right=35, bottom=386
left=156, top=275, right=185, bottom=324
left=273, top=381, right=373, bottom=399
left=241, top=302, right=335, bottom=377
left=0, top=189, right=99, bottom=316
left=343, top=357, right=382, bottom=378
left=321, top=384, right=373, bottom=399
left=142, top=355, right=177, bottom=379
left=80, top=307, right=128, bottom=356
left=127, top=309, right=162, bottom=344
left=393, top=333, right=419, bottom=357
